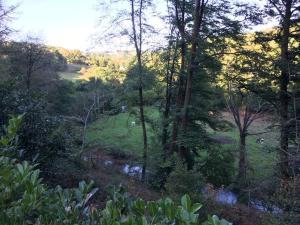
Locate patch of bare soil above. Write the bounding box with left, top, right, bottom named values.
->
left=217, top=203, right=275, bottom=225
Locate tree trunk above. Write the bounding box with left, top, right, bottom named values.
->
left=279, top=0, right=292, bottom=178
left=181, top=0, right=204, bottom=127
left=169, top=0, right=186, bottom=155
left=174, top=0, right=204, bottom=169
left=169, top=42, right=186, bottom=153
left=26, top=55, right=33, bottom=90
left=162, top=37, right=178, bottom=160
left=139, top=84, right=148, bottom=182
left=162, top=47, right=172, bottom=157
left=130, top=0, right=148, bottom=182
left=238, top=133, right=247, bottom=181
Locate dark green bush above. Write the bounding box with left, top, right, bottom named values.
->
left=165, top=157, right=205, bottom=202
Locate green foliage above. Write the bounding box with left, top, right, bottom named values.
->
left=202, top=215, right=232, bottom=225
left=57, top=48, right=86, bottom=64
left=101, top=186, right=208, bottom=225
left=123, top=63, right=159, bottom=106
left=80, top=53, right=127, bottom=84
left=18, top=99, right=77, bottom=168
left=0, top=155, right=99, bottom=225
left=0, top=114, right=23, bottom=147
left=209, top=124, right=279, bottom=184
left=272, top=175, right=300, bottom=225
left=198, top=145, right=235, bottom=187
left=6, top=40, right=64, bottom=91
left=165, top=156, right=205, bottom=201
left=0, top=157, right=229, bottom=225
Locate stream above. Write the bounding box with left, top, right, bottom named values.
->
left=99, top=159, right=282, bottom=214
left=202, top=186, right=282, bottom=214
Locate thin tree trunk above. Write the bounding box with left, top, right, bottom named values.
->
left=81, top=96, right=96, bottom=156
left=169, top=0, right=186, bottom=154
left=175, top=0, right=205, bottom=169
left=26, top=54, right=33, bottom=90
left=238, top=132, right=247, bottom=181
left=279, top=0, right=292, bottom=178
left=130, top=0, right=148, bottom=182
left=139, top=84, right=148, bottom=182
left=162, top=36, right=178, bottom=160
left=170, top=42, right=186, bottom=153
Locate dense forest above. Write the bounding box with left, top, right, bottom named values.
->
left=0, top=0, right=299, bottom=224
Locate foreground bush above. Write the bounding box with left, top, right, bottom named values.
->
left=0, top=156, right=231, bottom=224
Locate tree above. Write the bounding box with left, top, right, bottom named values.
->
left=234, top=0, right=300, bottom=178
left=129, top=0, right=148, bottom=182
left=8, top=37, right=59, bottom=91
left=97, top=0, right=158, bottom=182
left=161, top=32, right=179, bottom=160
left=269, top=0, right=300, bottom=178
left=56, top=47, right=85, bottom=64
left=0, top=0, right=17, bottom=41
left=166, top=0, right=261, bottom=169
left=226, top=84, right=266, bottom=184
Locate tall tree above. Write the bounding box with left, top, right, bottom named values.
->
left=161, top=28, right=179, bottom=160
left=0, top=0, right=17, bottom=41
left=130, top=0, right=148, bottom=182
left=226, top=84, right=266, bottom=183
left=237, top=0, right=300, bottom=178
left=167, top=0, right=261, bottom=168
left=8, top=38, right=59, bottom=91
left=271, top=0, right=300, bottom=178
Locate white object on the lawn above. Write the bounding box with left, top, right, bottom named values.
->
left=121, top=105, right=126, bottom=112
left=256, top=137, right=264, bottom=144
left=104, top=160, right=113, bottom=166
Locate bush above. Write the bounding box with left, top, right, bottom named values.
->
left=165, top=156, right=205, bottom=202
left=0, top=155, right=232, bottom=225
left=198, top=145, right=235, bottom=187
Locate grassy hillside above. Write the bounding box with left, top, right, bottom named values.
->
left=59, top=63, right=87, bottom=81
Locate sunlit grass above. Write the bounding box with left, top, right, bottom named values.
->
left=59, top=63, right=88, bottom=81
left=59, top=71, right=81, bottom=80
left=86, top=107, right=161, bottom=159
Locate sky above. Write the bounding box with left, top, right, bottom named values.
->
left=9, top=0, right=169, bottom=52
left=9, top=0, right=99, bottom=51
left=8, top=0, right=269, bottom=52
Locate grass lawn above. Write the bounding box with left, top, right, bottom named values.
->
left=59, top=63, right=87, bottom=81
left=59, top=71, right=81, bottom=80
left=86, top=107, right=161, bottom=159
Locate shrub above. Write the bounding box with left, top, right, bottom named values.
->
left=0, top=155, right=231, bottom=225
left=165, top=157, right=205, bottom=202
left=198, top=145, right=235, bottom=187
